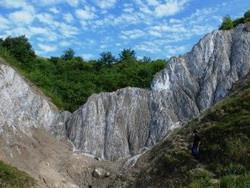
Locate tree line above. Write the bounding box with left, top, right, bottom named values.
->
left=0, top=36, right=166, bottom=111
left=220, top=10, right=250, bottom=30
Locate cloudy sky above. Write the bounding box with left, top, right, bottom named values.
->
left=0, top=0, right=249, bottom=60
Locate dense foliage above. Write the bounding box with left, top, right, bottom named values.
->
left=0, top=36, right=166, bottom=111
left=0, top=36, right=36, bottom=64
left=220, top=10, right=250, bottom=30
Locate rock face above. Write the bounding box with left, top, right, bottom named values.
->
left=66, top=24, right=250, bottom=160
left=66, top=88, right=152, bottom=160
left=152, top=24, right=250, bottom=110
left=0, top=59, right=64, bottom=133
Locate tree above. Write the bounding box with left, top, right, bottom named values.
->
left=98, top=51, right=116, bottom=66
left=119, top=49, right=136, bottom=63
left=142, top=56, right=152, bottom=63
left=220, top=16, right=234, bottom=30
left=244, top=10, right=250, bottom=22
left=0, top=38, right=3, bottom=47
left=2, top=35, right=36, bottom=64
left=61, top=48, right=75, bottom=60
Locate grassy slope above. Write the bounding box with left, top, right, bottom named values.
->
left=0, top=161, right=35, bottom=188
left=131, top=73, right=250, bottom=188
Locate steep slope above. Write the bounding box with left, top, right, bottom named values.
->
left=66, top=23, right=250, bottom=160
left=127, top=72, right=250, bottom=188
left=0, top=58, right=134, bottom=188
left=152, top=24, right=250, bottom=110
left=0, top=58, right=66, bottom=133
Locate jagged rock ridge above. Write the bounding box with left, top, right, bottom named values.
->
left=66, top=24, right=250, bottom=160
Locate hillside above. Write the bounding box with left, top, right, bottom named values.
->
left=65, top=22, right=250, bottom=160
left=126, top=73, right=250, bottom=188
left=0, top=161, right=34, bottom=188
left=0, top=42, right=166, bottom=112
left=0, top=12, right=249, bottom=188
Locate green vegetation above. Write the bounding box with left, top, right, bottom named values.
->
left=220, top=10, right=250, bottom=30
left=133, top=74, right=250, bottom=188
left=0, top=36, right=166, bottom=111
left=0, top=36, right=35, bottom=64
left=220, top=16, right=234, bottom=30
left=0, top=161, right=34, bottom=188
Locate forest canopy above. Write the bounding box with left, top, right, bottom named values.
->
left=0, top=36, right=166, bottom=111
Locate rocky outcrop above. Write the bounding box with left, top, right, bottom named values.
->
left=0, top=59, right=65, bottom=134
left=152, top=24, right=250, bottom=110
left=66, top=24, right=250, bottom=160
left=66, top=88, right=152, bottom=160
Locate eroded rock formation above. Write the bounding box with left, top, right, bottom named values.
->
left=66, top=24, right=250, bottom=160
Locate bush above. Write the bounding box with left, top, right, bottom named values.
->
left=1, top=36, right=35, bottom=64
left=244, top=10, right=250, bottom=22
left=188, top=177, right=215, bottom=188
left=61, top=48, right=75, bottom=60
left=217, top=164, right=247, bottom=176
left=220, top=16, right=234, bottom=30
left=220, top=175, right=250, bottom=188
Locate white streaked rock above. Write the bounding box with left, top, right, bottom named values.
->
left=66, top=24, right=250, bottom=160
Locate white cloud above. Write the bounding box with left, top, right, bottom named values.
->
left=9, top=9, right=34, bottom=24
left=4, top=0, right=35, bottom=26
left=135, top=41, right=161, bottom=54
left=121, top=29, right=145, bottom=39
left=66, top=0, right=79, bottom=7
left=36, top=13, right=55, bottom=25
left=38, top=43, right=57, bottom=52
left=75, top=7, right=96, bottom=20
left=0, top=16, right=9, bottom=29
left=94, top=0, right=117, bottom=9
left=147, top=0, right=159, bottom=6
left=0, top=0, right=27, bottom=9
left=166, top=45, right=188, bottom=56
left=64, top=13, right=74, bottom=23
left=37, top=0, right=78, bottom=7
left=3, top=27, right=30, bottom=37
left=155, top=0, right=188, bottom=17
left=29, top=27, right=48, bottom=35
left=28, top=26, right=58, bottom=41
left=59, top=41, right=71, bottom=47
left=49, top=7, right=59, bottom=14
left=58, top=23, right=79, bottom=37
left=81, top=53, right=94, bottom=60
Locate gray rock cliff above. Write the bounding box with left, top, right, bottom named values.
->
left=0, top=59, right=66, bottom=134
left=66, top=24, right=250, bottom=160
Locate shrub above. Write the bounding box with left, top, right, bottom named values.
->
left=217, top=164, right=246, bottom=176
left=1, top=36, right=35, bottom=64
left=220, top=175, right=250, bottom=188
left=220, top=16, right=234, bottom=30
left=244, top=10, right=250, bottom=22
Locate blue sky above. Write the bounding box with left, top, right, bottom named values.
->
left=0, top=0, right=249, bottom=60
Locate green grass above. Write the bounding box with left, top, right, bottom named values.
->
left=0, top=161, right=35, bottom=188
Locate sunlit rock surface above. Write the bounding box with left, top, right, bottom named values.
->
left=0, top=60, right=67, bottom=134
left=66, top=24, right=250, bottom=160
